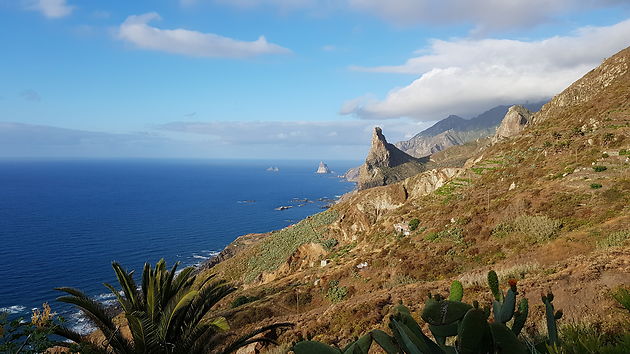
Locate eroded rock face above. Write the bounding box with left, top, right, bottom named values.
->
left=492, top=105, right=533, bottom=143
left=332, top=167, right=462, bottom=240
left=343, top=166, right=360, bottom=183
left=357, top=127, right=426, bottom=190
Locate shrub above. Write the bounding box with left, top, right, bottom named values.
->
left=491, top=222, right=515, bottom=239
left=602, top=152, right=610, bottom=158
left=424, top=228, right=463, bottom=243
left=460, top=263, right=540, bottom=287
left=424, top=232, right=439, bottom=241
left=613, top=287, right=630, bottom=312
left=597, top=230, right=630, bottom=248
left=553, top=322, right=630, bottom=354
left=408, top=218, right=420, bottom=231
left=590, top=183, right=603, bottom=189
left=0, top=303, right=64, bottom=353
left=513, top=215, right=562, bottom=242
left=320, top=238, right=338, bottom=250
left=593, top=165, right=608, bottom=172
left=326, top=280, right=348, bottom=303
left=231, top=295, right=260, bottom=308
left=620, top=149, right=629, bottom=156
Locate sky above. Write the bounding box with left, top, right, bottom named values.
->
left=1, top=0, right=629, bottom=159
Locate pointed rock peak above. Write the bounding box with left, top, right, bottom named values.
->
left=372, top=126, right=386, bottom=144
left=356, top=127, right=427, bottom=190
left=366, top=127, right=417, bottom=168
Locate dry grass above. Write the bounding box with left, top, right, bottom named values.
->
left=459, top=262, right=541, bottom=287
left=261, top=343, right=291, bottom=354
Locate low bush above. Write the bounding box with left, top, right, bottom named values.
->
left=424, top=227, right=463, bottom=243
left=613, top=287, right=630, bottom=312
left=320, top=238, right=338, bottom=250
left=326, top=280, right=348, bottom=303
left=590, top=183, right=603, bottom=189
left=231, top=295, right=260, bottom=308
left=597, top=230, right=630, bottom=249
left=408, top=218, right=420, bottom=231
left=593, top=165, right=608, bottom=172
left=491, top=222, right=514, bottom=239
left=513, top=215, right=562, bottom=242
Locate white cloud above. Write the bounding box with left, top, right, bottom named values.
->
left=347, top=0, right=628, bottom=32
left=24, top=0, right=74, bottom=18
left=183, top=0, right=322, bottom=11
left=117, top=12, right=291, bottom=58
left=195, top=0, right=628, bottom=32
left=342, top=19, right=630, bottom=120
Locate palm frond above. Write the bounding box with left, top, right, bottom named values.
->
left=112, top=262, right=142, bottom=310
left=55, top=287, right=134, bottom=353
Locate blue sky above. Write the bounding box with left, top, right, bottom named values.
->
left=1, top=0, right=629, bottom=159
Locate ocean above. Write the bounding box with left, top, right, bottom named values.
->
left=0, top=159, right=357, bottom=332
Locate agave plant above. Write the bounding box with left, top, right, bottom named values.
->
left=54, top=259, right=291, bottom=354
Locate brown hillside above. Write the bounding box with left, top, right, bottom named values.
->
left=202, top=46, right=630, bottom=348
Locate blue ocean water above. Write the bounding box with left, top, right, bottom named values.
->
left=0, top=159, right=356, bottom=332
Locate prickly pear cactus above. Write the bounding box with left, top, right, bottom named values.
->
left=511, top=298, right=529, bottom=336
left=487, top=270, right=502, bottom=302
left=542, top=291, right=562, bottom=346
left=448, top=280, right=464, bottom=302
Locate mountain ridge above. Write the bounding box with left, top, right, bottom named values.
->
left=395, top=102, right=546, bottom=158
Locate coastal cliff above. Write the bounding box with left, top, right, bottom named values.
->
left=202, top=46, right=630, bottom=347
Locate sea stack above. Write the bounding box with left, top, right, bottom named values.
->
left=316, top=161, right=332, bottom=174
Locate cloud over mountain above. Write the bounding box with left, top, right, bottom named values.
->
left=341, top=19, right=630, bottom=120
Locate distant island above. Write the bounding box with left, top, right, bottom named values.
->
left=315, top=161, right=331, bottom=174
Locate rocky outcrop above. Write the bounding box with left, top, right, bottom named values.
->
left=395, top=103, right=545, bottom=158
left=492, top=105, right=533, bottom=143
left=357, top=127, right=427, bottom=190
left=316, top=161, right=331, bottom=174
left=343, top=166, right=360, bottom=183
left=532, top=47, right=629, bottom=125
left=332, top=167, right=462, bottom=240
left=402, top=167, right=462, bottom=198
